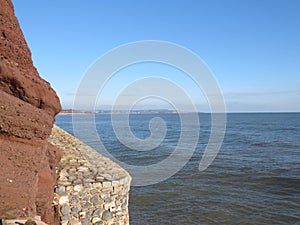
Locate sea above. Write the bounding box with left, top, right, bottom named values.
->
left=55, top=113, right=300, bottom=225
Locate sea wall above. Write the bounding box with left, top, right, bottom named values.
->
left=0, top=0, right=61, bottom=224
left=49, top=126, right=131, bottom=225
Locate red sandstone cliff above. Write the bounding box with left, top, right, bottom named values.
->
left=0, top=0, right=61, bottom=224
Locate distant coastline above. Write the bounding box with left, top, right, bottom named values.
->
left=59, top=110, right=300, bottom=115
left=59, top=109, right=181, bottom=115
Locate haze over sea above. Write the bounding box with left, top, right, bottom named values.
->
left=56, top=112, right=300, bottom=225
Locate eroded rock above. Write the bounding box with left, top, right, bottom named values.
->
left=0, top=0, right=61, bottom=224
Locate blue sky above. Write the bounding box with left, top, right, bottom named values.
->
left=12, top=0, right=300, bottom=112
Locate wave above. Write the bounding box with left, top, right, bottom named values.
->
left=251, top=141, right=299, bottom=148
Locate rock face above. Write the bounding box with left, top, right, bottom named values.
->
left=0, top=0, right=61, bottom=224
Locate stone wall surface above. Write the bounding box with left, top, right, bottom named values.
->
left=49, top=126, right=131, bottom=225
left=0, top=0, right=62, bottom=224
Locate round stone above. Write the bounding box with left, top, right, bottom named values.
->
left=93, top=208, right=103, bottom=216
left=91, top=195, right=99, bottom=204
left=102, top=210, right=113, bottom=221
left=69, top=195, right=79, bottom=204
left=61, top=205, right=70, bottom=215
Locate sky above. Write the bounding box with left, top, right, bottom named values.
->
left=12, top=0, right=300, bottom=112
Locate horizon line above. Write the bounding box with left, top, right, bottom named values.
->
left=59, top=109, right=300, bottom=114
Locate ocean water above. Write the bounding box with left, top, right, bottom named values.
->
left=55, top=113, right=300, bottom=225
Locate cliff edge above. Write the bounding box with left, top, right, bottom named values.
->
left=0, top=0, right=62, bottom=224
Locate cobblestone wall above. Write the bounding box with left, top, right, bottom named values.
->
left=49, top=126, right=131, bottom=225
